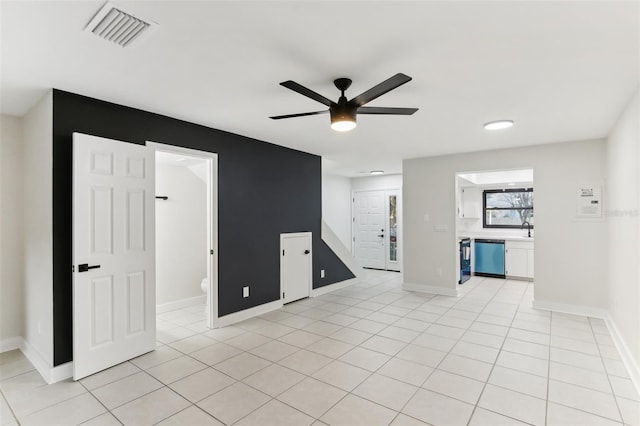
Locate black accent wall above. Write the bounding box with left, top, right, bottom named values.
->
left=52, top=90, right=354, bottom=366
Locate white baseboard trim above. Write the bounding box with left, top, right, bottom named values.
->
left=20, top=338, right=72, bottom=384
left=311, top=278, right=360, bottom=297
left=19, top=337, right=49, bottom=381
left=217, top=299, right=283, bottom=328
left=157, top=295, right=206, bottom=314
left=0, top=336, right=23, bottom=353
left=216, top=277, right=361, bottom=328
left=531, top=299, right=608, bottom=319
left=604, top=313, right=640, bottom=397
left=49, top=362, right=73, bottom=383
left=402, top=282, right=459, bottom=297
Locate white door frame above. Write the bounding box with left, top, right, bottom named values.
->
left=280, top=232, right=313, bottom=303
left=351, top=188, right=402, bottom=271
left=147, top=142, right=219, bottom=328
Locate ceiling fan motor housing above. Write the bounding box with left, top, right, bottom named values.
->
left=330, top=101, right=357, bottom=126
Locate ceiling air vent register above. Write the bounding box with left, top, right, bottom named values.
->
left=85, top=2, right=157, bottom=47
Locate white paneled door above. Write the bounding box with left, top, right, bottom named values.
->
left=73, top=133, right=156, bottom=380
left=353, top=189, right=401, bottom=271
left=354, top=191, right=386, bottom=269
left=281, top=233, right=312, bottom=304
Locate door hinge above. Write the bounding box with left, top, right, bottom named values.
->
left=352, top=217, right=355, bottom=222
left=72, top=265, right=75, bottom=273
left=282, top=292, right=285, bottom=299
left=210, top=249, right=214, bottom=255
left=282, top=250, right=285, bottom=256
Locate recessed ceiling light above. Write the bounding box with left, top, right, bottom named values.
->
left=484, top=120, right=514, bottom=130
left=370, top=170, right=384, bottom=175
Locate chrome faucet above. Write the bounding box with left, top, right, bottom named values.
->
left=521, top=221, right=532, bottom=238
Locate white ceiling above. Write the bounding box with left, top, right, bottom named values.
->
left=1, top=1, right=638, bottom=177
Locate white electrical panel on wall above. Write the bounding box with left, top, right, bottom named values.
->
left=576, top=186, right=603, bottom=218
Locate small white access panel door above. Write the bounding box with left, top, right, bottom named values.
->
left=73, top=133, right=156, bottom=380
left=281, top=233, right=312, bottom=304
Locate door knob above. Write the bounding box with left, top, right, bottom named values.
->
left=78, top=263, right=101, bottom=272
left=304, top=250, right=310, bottom=254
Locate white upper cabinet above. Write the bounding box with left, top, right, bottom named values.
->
left=459, top=187, right=481, bottom=219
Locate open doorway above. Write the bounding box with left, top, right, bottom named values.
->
left=455, top=168, right=534, bottom=283
left=149, top=142, right=218, bottom=329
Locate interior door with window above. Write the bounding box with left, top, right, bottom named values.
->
left=73, top=133, right=156, bottom=380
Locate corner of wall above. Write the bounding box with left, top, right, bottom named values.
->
left=22, top=90, right=54, bottom=368
left=605, top=88, right=640, bottom=393
left=0, top=114, right=26, bottom=343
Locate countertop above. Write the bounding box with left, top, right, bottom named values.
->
left=460, top=234, right=534, bottom=242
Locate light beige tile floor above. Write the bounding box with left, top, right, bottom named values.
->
left=1, top=270, right=639, bottom=425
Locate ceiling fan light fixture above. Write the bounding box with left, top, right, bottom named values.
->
left=484, top=120, right=514, bottom=130
left=331, top=119, right=357, bottom=132
left=330, top=105, right=357, bottom=132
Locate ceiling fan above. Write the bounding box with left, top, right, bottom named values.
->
left=270, top=73, right=418, bottom=132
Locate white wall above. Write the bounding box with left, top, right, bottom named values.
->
left=403, top=139, right=607, bottom=308
left=156, top=163, right=207, bottom=306
left=606, top=90, right=639, bottom=378
left=351, top=174, right=402, bottom=191
left=322, top=173, right=352, bottom=249
left=0, top=114, right=24, bottom=346
left=22, top=92, right=53, bottom=365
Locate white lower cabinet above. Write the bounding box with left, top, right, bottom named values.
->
left=505, top=241, right=534, bottom=279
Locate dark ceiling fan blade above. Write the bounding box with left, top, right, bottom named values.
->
left=269, top=110, right=329, bottom=120
left=349, top=73, right=413, bottom=107
left=357, top=107, right=418, bottom=115
left=280, top=81, right=334, bottom=107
